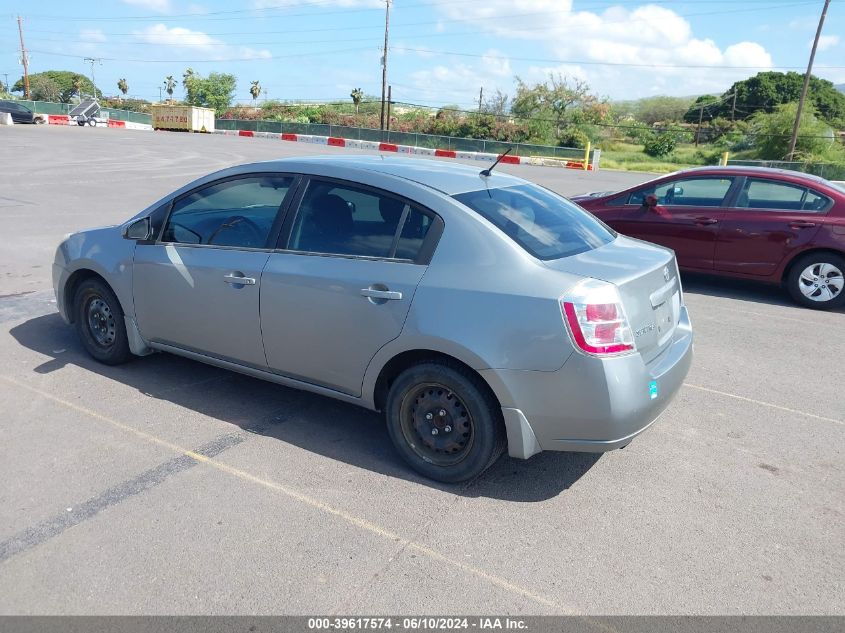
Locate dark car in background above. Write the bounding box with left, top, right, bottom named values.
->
left=0, top=100, right=38, bottom=124
left=573, top=166, right=845, bottom=310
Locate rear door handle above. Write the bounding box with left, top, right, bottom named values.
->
left=694, top=217, right=719, bottom=225
left=789, top=221, right=816, bottom=229
left=360, top=288, right=402, bottom=300
left=223, top=274, right=256, bottom=285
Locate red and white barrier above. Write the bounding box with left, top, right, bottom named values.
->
left=213, top=130, right=597, bottom=170
left=46, top=114, right=152, bottom=131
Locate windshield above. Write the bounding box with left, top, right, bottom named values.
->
left=453, top=183, right=615, bottom=260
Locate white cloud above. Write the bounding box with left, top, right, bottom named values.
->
left=408, top=49, right=516, bottom=107
left=134, top=24, right=272, bottom=60
left=79, top=28, right=107, bottom=43
left=428, top=0, right=775, bottom=99
left=815, top=35, right=840, bottom=51
left=121, top=0, right=171, bottom=12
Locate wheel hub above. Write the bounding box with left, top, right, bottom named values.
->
left=401, top=384, right=473, bottom=465
left=87, top=297, right=116, bottom=347
left=798, top=263, right=844, bottom=302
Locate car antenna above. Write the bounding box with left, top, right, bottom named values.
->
left=480, top=147, right=512, bottom=177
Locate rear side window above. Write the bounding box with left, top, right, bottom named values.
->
left=737, top=178, right=831, bottom=212
left=287, top=181, right=432, bottom=260
left=162, top=175, right=293, bottom=248
left=453, top=184, right=615, bottom=260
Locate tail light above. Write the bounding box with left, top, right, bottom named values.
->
left=561, top=279, right=634, bottom=356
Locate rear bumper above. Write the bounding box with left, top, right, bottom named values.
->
left=483, top=306, right=693, bottom=457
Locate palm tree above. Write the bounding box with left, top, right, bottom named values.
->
left=72, top=75, right=84, bottom=100
left=164, top=76, right=176, bottom=101
left=117, top=78, right=128, bottom=102
left=350, top=87, right=363, bottom=114
left=182, top=68, right=195, bottom=93
left=250, top=80, right=261, bottom=106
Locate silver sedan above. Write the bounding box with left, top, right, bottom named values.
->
left=53, top=156, right=693, bottom=482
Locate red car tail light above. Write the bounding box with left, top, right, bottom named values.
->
left=561, top=280, right=635, bottom=356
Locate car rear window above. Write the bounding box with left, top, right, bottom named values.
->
left=453, top=184, right=615, bottom=260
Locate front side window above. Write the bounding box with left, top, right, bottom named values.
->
left=736, top=178, right=831, bottom=212
left=287, top=181, right=432, bottom=259
left=629, top=177, right=733, bottom=207
left=453, top=183, right=615, bottom=260
left=161, top=175, right=293, bottom=248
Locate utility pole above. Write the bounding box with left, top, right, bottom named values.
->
left=2, top=73, right=8, bottom=94
left=158, top=86, right=162, bottom=102
left=788, top=0, right=831, bottom=160
left=379, top=0, right=391, bottom=131
left=730, top=91, right=737, bottom=121
left=478, top=86, right=483, bottom=113
left=695, top=105, right=704, bottom=147
left=84, top=57, right=101, bottom=99
left=17, top=16, right=30, bottom=99
left=386, top=85, right=392, bottom=133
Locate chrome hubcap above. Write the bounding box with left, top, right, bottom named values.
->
left=86, top=297, right=116, bottom=347
left=798, top=263, right=844, bottom=302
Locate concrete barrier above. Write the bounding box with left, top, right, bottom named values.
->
left=0, top=112, right=12, bottom=126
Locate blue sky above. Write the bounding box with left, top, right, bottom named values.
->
left=1, top=0, right=843, bottom=108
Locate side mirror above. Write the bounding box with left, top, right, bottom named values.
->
left=123, top=217, right=152, bottom=241
left=672, top=186, right=684, bottom=196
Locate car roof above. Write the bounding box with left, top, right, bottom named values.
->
left=255, top=155, right=528, bottom=195
left=660, top=165, right=835, bottom=186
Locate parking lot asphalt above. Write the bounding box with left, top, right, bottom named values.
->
left=0, top=124, right=842, bottom=615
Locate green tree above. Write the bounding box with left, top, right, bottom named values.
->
left=717, top=72, right=845, bottom=126
left=749, top=103, right=837, bottom=160
left=184, top=72, right=237, bottom=114
left=117, top=78, right=128, bottom=101
left=29, top=75, right=62, bottom=102
left=481, top=89, right=509, bottom=116
left=631, top=95, right=695, bottom=125
left=182, top=68, right=195, bottom=94
left=350, top=87, right=364, bottom=114
left=511, top=74, right=594, bottom=135
left=163, top=75, right=176, bottom=100
left=12, top=70, right=98, bottom=103
left=250, top=80, right=261, bottom=105
left=682, top=95, right=721, bottom=123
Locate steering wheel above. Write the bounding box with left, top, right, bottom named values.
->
left=208, top=215, right=265, bottom=247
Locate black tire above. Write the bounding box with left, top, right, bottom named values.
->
left=73, top=278, right=132, bottom=365
left=385, top=362, right=506, bottom=483
left=76, top=119, right=85, bottom=126
left=785, top=252, right=845, bottom=311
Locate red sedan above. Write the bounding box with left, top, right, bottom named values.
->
left=573, top=166, right=845, bottom=310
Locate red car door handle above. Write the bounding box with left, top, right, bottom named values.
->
left=694, top=217, right=718, bottom=225
left=789, top=221, right=816, bottom=228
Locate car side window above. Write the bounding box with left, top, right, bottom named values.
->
left=287, top=180, right=432, bottom=260
left=736, top=179, right=831, bottom=213
left=631, top=178, right=733, bottom=207
left=161, top=175, right=293, bottom=248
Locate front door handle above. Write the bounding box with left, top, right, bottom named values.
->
left=223, top=274, right=256, bottom=285
left=789, top=221, right=816, bottom=229
left=360, top=288, right=402, bottom=300
left=694, top=217, right=719, bottom=225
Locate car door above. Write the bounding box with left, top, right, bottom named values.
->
left=608, top=176, right=737, bottom=270
left=260, top=177, right=440, bottom=396
left=133, top=174, right=296, bottom=368
left=715, top=177, right=828, bottom=277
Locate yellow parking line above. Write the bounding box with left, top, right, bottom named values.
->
left=684, top=383, right=843, bottom=426
left=0, top=375, right=563, bottom=611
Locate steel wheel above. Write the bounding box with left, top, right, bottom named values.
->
left=86, top=296, right=117, bottom=348
left=399, top=382, right=475, bottom=467
left=797, top=262, right=844, bottom=303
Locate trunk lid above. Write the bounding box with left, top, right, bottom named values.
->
left=544, top=236, right=681, bottom=363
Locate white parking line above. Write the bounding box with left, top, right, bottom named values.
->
left=684, top=383, right=843, bottom=426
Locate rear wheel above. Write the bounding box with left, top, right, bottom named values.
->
left=786, top=253, right=845, bottom=310
left=73, top=278, right=132, bottom=365
left=385, top=362, right=506, bottom=483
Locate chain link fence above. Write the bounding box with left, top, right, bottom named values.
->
left=727, top=159, right=845, bottom=181
left=216, top=119, right=592, bottom=160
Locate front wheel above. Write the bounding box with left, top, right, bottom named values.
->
left=73, top=278, right=132, bottom=365
left=385, top=362, right=506, bottom=483
left=786, top=253, right=845, bottom=310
